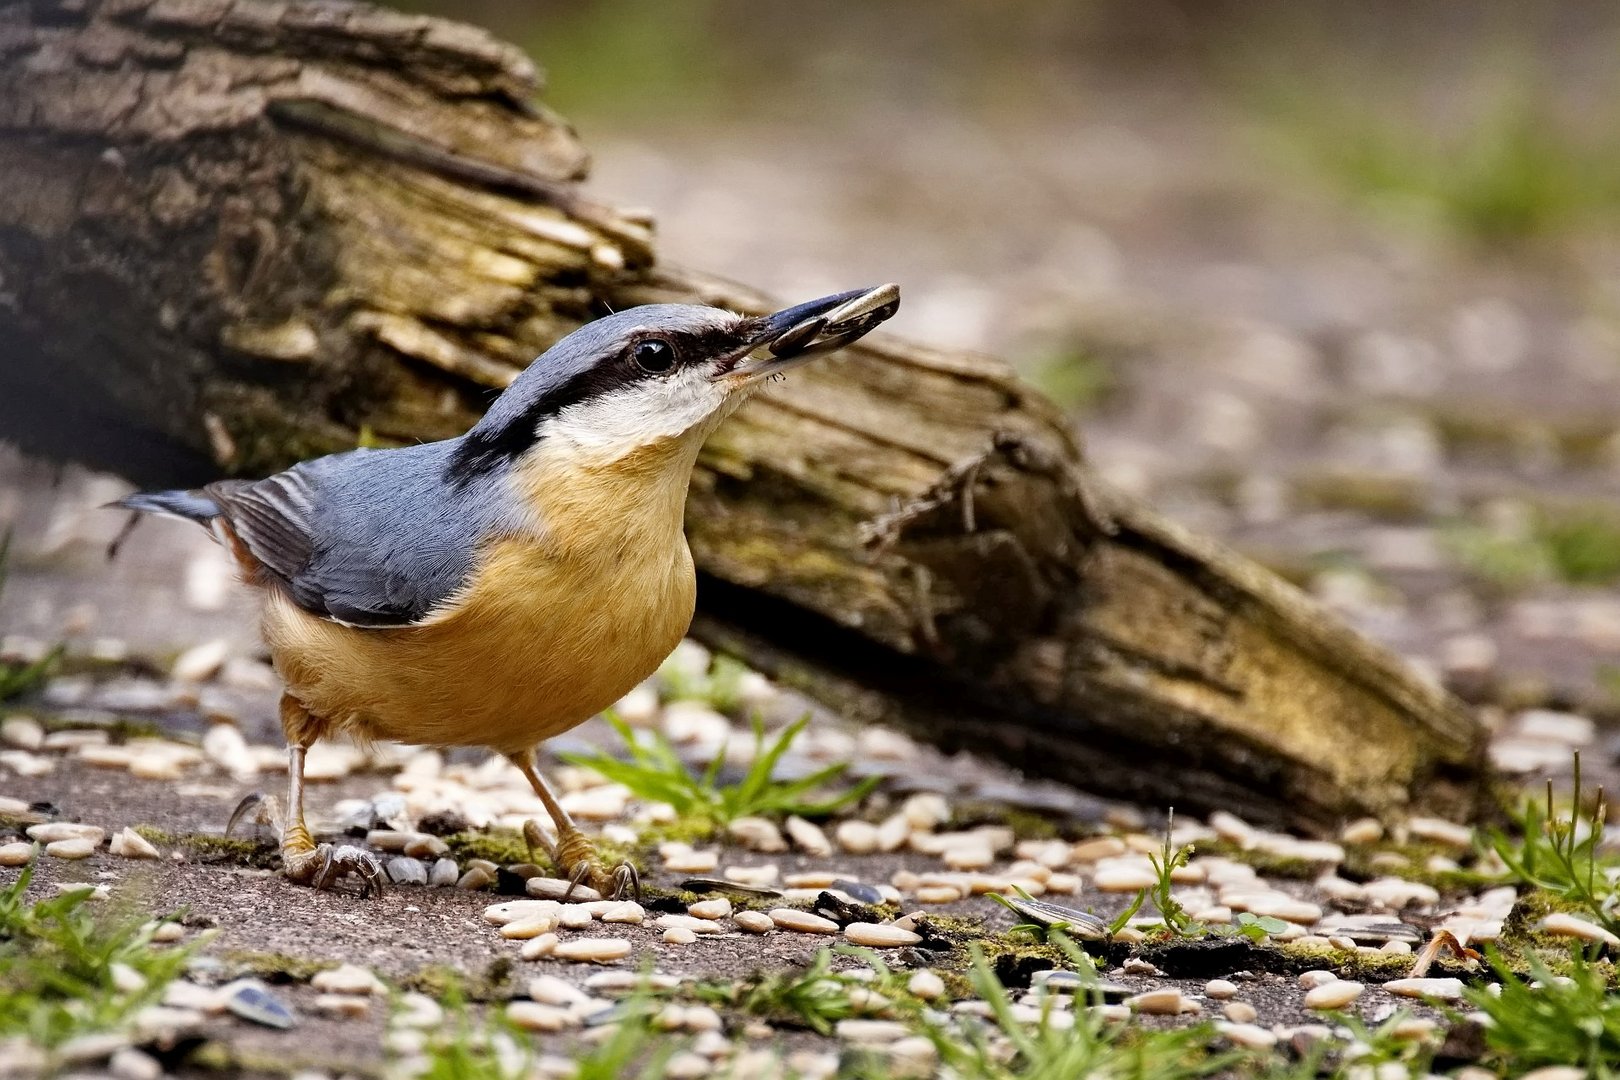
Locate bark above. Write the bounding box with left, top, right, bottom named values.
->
left=0, top=0, right=1488, bottom=829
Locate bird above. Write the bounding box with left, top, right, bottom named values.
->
left=113, top=285, right=900, bottom=899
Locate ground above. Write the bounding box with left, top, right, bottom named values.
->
left=4, top=3, right=1620, bottom=1077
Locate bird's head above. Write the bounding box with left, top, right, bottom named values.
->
left=450, top=285, right=899, bottom=481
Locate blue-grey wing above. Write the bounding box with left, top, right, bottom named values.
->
left=205, top=443, right=485, bottom=628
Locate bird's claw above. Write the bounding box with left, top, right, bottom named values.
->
left=562, top=858, right=640, bottom=902
left=289, top=843, right=387, bottom=898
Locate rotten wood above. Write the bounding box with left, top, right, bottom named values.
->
left=0, top=0, right=1488, bottom=829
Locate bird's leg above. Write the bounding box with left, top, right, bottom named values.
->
left=509, top=751, right=639, bottom=901
left=227, top=696, right=386, bottom=897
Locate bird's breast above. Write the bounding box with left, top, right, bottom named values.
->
left=265, top=532, right=696, bottom=754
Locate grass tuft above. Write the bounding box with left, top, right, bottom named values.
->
left=0, top=860, right=199, bottom=1050
left=1486, top=753, right=1618, bottom=939
left=1466, top=947, right=1620, bottom=1072
left=563, top=712, right=877, bottom=832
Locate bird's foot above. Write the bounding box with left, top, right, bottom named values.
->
left=524, top=819, right=640, bottom=901
left=228, top=792, right=385, bottom=897
left=283, top=842, right=388, bottom=897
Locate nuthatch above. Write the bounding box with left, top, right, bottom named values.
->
left=115, top=285, right=900, bottom=898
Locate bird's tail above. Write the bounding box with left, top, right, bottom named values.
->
left=108, top=489, right=222, bottom=526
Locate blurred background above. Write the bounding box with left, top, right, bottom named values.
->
left=3, top=0, right=1618, bottom=725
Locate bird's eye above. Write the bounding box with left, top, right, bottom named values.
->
left=632, top=339, right=676, bottom=373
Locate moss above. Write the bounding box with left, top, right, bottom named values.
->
left=220, top=950, right=338, bottom=983
left=135, top=825, right=280, bottom=869
left=949, top=802, right=1064, bottom=841
left=1271, top=941, right=1427, bottom=981
left=401, top=957, right=515, bottom=1002
left=1340, top=840, right=1502, bottom=893
left=37, top=714, right=168, bottom=742
left=440, top=829, right=532, bottom=867
left=634, top=817, right=720, bottom=848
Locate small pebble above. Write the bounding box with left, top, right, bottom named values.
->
left=835, top=820, right=879, bottom=854
left=501, top=915, right=558, bottom=939
left=1407, top=816, right=1473, bottom=850
left=150, top=922, right=184, bottom=943
left=1340, top=818, right=1384, bottom=845
left=429, top=857, right=459, bottom=886
left=1304, top=980, right=1364, bottom=1010
left=1205, top=979, right=1237, bottom=1000
left=728, top=817, right=787, bottom=853
left=46, top=838, right=97, bottom=860
left=1070, top=836, right=1128, bottom=861
left=1, top=715, right=44, bottom=750
left=843, top=922, right=922, bottom=947
left=724, top=864, right=780, bottom=886
left=916, top=885, right=963, bottom=904
left=1298, top=970, right=1337, bottom=990
left=663, top=927, right=697, bottom=945
left=734, top=911, right=774, bottom=934
left=768, top=908, right=839, bottom=934
left=552, top=937, right=633, bottom=963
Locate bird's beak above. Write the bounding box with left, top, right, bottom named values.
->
left=722, top=284, right=900, bottom=385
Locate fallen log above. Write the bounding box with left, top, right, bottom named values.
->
left=0, top=0, right=1488, bottom=829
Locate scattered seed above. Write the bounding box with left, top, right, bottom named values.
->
left=457, top=867, right=494, bottom=890
left=507, top=1001, right=579, bottom=1032
left=1126, top=989, right=1185, bottom=1015
left=768, top=908, right=839, bottom=934
left=386, top=857, right=428, bottom=886
left=733, top=911, right=774, bottom=934
left=150, top=922, right=184, bottom=943
left=654, top=914, right=725, bottom=935
left=664, top=927, right=697, bottom=945
left=46, top=838, right=97, bottom=860
left=520, top=933, right=560, bottom=960
left=108, top=1048, right=162, bottom=1080
left=728, top=817, right=788, bottom=852
left=1407, top=816, right=1473, bottom=850
left=108, top=828, right=160, bottom=860
left=835, top=820, right=880, bottom=854
left=908, top=970, right=945, bottom=1000
left=0, top=841, right=37, bottom=866
left=785, top=816, right=832, bottom=856
left=27, top=822, right=104, bottom=845
left=1383, top=977, right=1466, bottom=1001
left=1205, top=979, right=1237, bottom=1000
left=1224, top=1001, right=1258, bottom=1023
left=1219, top=1022, right=1277, bottom=1049
left=914, top=884, right=965, bottom=907
left=1070, top=836, right=1128, bottom=862
left=724, top=864, right=780, bottom=887
left=313, top=993, right=370, bottom=1018
left=688, top=898, right=732, bottom=920
left=1298, top=970, right=1336, bottom=990
left=1539, top=912, right=1620, bottom=948
left=837, top=1018, right=912, bottom=1044
left=527, top=877, right=602, bottom=902
left=844, top=922, right=922, bottom=948
left=552, top=938, right=633, bottom=964
left=662, top=848, right=718, bottom=873
left=501, top=916, right=558, bottom=939
left=429, top=857, right=459, bottom=886
left=1304, top=981, right=1364, bottom=1010
left=600, top=901, right=645, bottom=925
left=1092, top=862, right=1157, bottom=892
left=312, top=964, right=383, bottom=996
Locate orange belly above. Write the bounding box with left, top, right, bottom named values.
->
left=262, top=536, right=695, bottom=755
